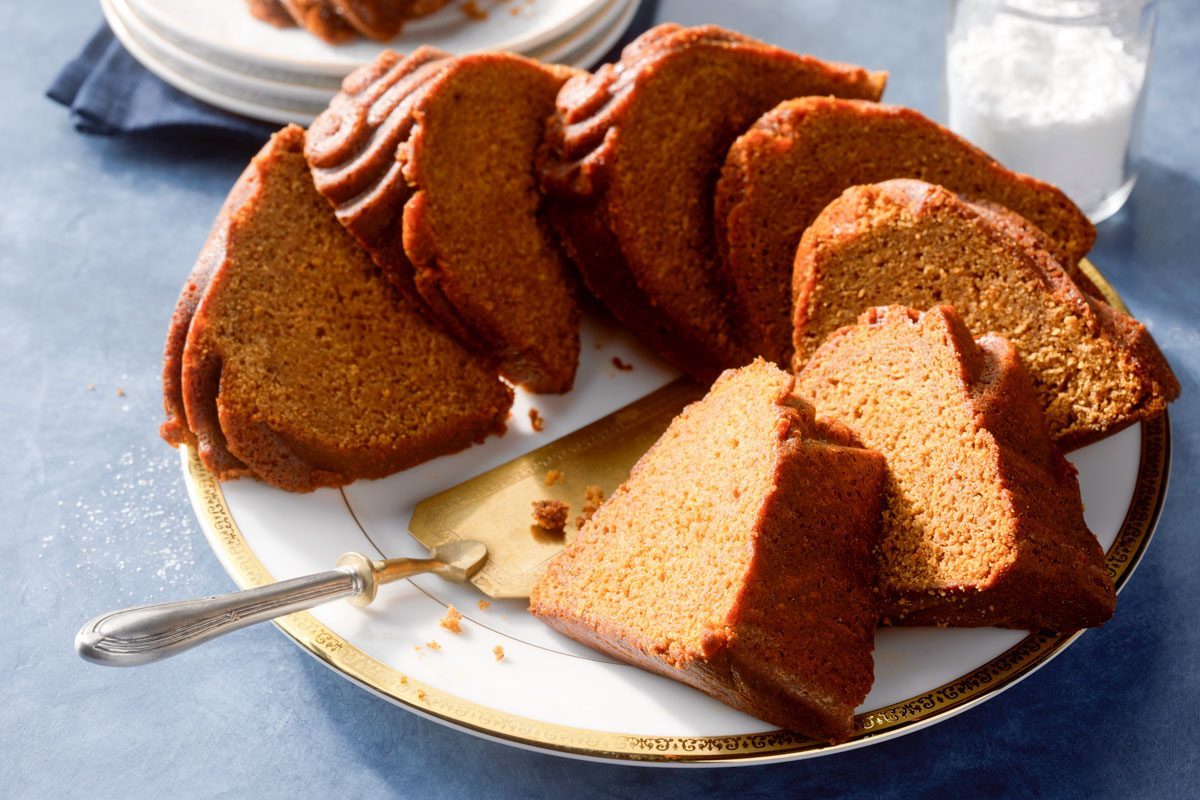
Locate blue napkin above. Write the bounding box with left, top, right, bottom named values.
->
left=46, top=27, right=278, bottom=142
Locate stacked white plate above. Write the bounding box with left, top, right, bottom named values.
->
left=99, top=0, right=640, bottom=125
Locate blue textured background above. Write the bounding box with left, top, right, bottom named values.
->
left=4, top=1, right=1197, bottom=797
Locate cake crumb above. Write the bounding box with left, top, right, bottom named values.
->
left=532, top=499, right=569, bottom=534
left=413, top=644, right=423, bottom=651
left=417, top=690, right=427, bottom=701
left=477, top=599, right=491, bottom=611
left=439, top=605, right=463, bottom=634
left=460, top=1, right=487, bottom=20
left=612, top=356, right=634, bottom=371
left=582, top=485, right=605, bottom=518
left=574, top=515, right=586, bottom=531
left=426, top=640, right=441, bottom=651
left=544, top=469, right=563, bottom=486
left=529, top=408, right=545, bottom=432
left=493, top=645, right=505, bottom=662
left=115, top=387, right=126, bottom=397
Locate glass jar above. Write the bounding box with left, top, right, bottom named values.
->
left=945, top=0, right=1157, bottom=223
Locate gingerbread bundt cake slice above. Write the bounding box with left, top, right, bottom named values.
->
left=539, top=24, right=885, bottom=381
left=306, top=47, right=453, bottom=314
left=792, top=180, right=1178, bottom=449
left=716, top=98, right=1096, bottom=366
left=308, top=50, right=580, bottom=393
left=160, top=125, right=512, bottom=492
left=796, top=306, right=1116, bottom=631
left=531, top=360, right=886, bottom=742
left=400, top=53, right=581, bottom=393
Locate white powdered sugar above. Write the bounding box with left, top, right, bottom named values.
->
left=947, top=5, right=1148, bottom=216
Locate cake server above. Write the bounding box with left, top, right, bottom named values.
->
left=75, top=539, right=487, bottom=667
left=406, top=378, right=704, bottom=599
left=78, top=378, right=702, bottom=666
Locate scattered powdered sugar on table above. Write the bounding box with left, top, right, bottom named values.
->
left=53, top=445, right=202, bottom=602
left=947, top=5, right=1147, bottom=213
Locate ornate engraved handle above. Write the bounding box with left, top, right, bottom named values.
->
left=76, top=541, right=487, bottom=667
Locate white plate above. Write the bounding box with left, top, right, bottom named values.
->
left=111, top=0, right=335, bottom=106
left=105, top=0, right=636, bottom=126
left=127, top=0, right=610, bottom=77
left=103, top=0, right=326, bottom=124
left=556, top=0, right=637, bottom=70
left=181, top=268, right=1170, bottom=765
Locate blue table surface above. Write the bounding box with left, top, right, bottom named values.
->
left=4, top=1, right=1197, bottom=797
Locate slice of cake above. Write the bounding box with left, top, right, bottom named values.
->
left=160, top=125, right=513, bottom=492
left=795, top=305, right=1117, bottom=631
left=538, top=24, right=886, bottom=381
left=530, top=360, right=886, bottom=742
left=308, top=50, right=581, bottom=393
left=792, top=180, right=1178, bottom=449
left=400, top=53, right=582, bottom=393
left=716, top=98, right=1096, bottom=366
left=306, top=47, right=453, bottom=315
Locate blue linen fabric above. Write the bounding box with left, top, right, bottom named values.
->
left=46, top=26, right=277, bottom=142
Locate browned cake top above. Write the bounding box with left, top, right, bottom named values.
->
left=172, top=125, right=512, bottom=491
left=796, top=305, right=1115, bottom=630
left=401, top=53, right=581, bottom=393
left=716, top=98, right=1095, bottom=366
left=540, top=24, right=886, bottom=377
left=793, top=180, right=1178, bottom=449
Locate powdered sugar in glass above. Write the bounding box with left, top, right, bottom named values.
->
left=945, top=0, right=1157, bottom=223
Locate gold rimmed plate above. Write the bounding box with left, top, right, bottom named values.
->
left=180, top=262, right=1170, bottom=766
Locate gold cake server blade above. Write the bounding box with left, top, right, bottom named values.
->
left=408, top=378, right=704, bottom=599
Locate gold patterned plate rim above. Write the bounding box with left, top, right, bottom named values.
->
left=181, top=261, right=1172, bottom=766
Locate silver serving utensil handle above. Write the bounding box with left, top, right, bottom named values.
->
left=75, top=540, right=487, bottom=667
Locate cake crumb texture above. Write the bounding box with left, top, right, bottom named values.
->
left=439, top=605, right=463, bottom=634
left=531, top=499, right=569, bottom=534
